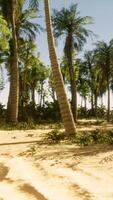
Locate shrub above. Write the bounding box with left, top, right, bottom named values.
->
left=46, top=129, right=65, bottom=143
left=0, top=103, right=6, bottom=119
left=72, top=129, right=113, bottom=146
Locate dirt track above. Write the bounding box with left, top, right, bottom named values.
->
left=0, top=129, right=113, bottom=200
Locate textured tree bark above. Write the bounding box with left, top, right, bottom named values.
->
left=64, top=33, right=77, bottom=122
left=7, top=0, right=19, bottom=123
left=31, top=87, right=35, bottom=109
left=44, top=0, right=76, bottom=135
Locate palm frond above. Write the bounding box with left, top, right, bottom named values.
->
left=29, top=0, right=39, bottom=10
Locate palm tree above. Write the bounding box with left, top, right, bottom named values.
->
left=0, top=0, right=40, bottom=123
left=95, top=40, right=113, bottom=121
left=19, top=38, right=47, bottom=109
left=6, top=0, right=19, bottom=123
left=0, top=0, right=21, bottom=123
left=52, top=4, right=93, bottom=122
left=80, top=50, right=107, bottom=116
left=44, top=0, right=76, bottom=135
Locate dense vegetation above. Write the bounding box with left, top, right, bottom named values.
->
left=0, top=0, right=113, bottom=133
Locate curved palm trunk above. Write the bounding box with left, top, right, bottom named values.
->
left=44, top=0, right=76, bottom=135
left=7, top=0, right=19, bottom=123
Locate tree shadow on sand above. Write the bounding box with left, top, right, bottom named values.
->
left=19, top=183, right=48, bottom=200
left=0, top=163, right=9, bottom=181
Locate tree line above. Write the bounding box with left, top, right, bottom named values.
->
left=0, top=0, right=113, bottom=135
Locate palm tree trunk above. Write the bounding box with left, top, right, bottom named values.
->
left=84, top=96, right=87, bottom=115
left=44, top=0, right=76, bottom=135
left=7, top=0, right=19, bottom=123
left=94, top=93, right=98, bottom=118
left=65, top=33, right=77, bottom=122
left=91, top=91, right=94, bottom=110
left=107, top=82, right=110, bottom=122
left=71, top=77, right=77, bottom=122
left=31, top=87, right=35, bottom=110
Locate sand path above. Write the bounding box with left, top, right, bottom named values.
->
left=0, top=129, right=113, bottom=199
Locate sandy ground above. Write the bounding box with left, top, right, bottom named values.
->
left=0, top=128, right=113, bottom=199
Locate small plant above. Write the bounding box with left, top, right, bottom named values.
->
left=71, top=129, right=113, bottom=146
left=74, top=132, right=93, bottom=146
left=106, top=130, right=113, bottom=144
left=46, top=129, right=66, bottom=143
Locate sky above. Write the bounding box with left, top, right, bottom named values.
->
left=1, top=0, right=113, bottom=108
left=38, top=0, right=113, bottom=64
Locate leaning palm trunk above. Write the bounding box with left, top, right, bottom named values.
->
left=44, top=0, right=76, bottom=135
left=7, top=0, right=19, bottom=123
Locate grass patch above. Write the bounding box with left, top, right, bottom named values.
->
left=0, top=121, right=37, bottom=130
left=72, top=129, right=113, bottom=146
left=0, top=120, right=63, bottom=130
left=45, top=128, right=113, bottom=146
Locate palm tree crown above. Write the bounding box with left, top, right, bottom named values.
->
left=52, top=3, right=93, bottom=51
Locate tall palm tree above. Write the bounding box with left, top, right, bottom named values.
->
left=0, top=0, right=40, bottom=123
left=6, top=0, right=19, bottom=123
left=95, top=40, right=113, bottom=122
left=44, top=0, right=76, bottom=135
left=52, top=4, right=93, bottom=122
left=80, top=50, right=107, bottom=116
left=0, top=0, right=21, bottom=123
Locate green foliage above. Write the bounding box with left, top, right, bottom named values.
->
left=29, top=0, right=39, bottom=10
left=78, top=106, right=106, bottom=119
left=72, top=129, right=113, bottom=146
left=52, top=4, right=93, bottom=52
left=46, top=129, right=66, bottom=143
left=18, top=100, right=61, bottom=122
left=36, top=101, right=61, bottom=121
left=0, top=75, right=4, bottom=90
left=0, top=121, right=37, bottom=130
left=45, top=128, right=113, bottom=145
left=0, top=15, right=11, bottom=50
left=19, top=39, right=49, bottom=109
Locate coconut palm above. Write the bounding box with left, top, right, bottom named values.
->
left=0, top=0, right=22, bottom=122
left=6, top=0, right=19, bottom=123
left=95, top=40, right=113, bottom=121
left=44, top=0, right=76, bottom=135
left=52, top=4, right=93, bottom=122
left=0, top=0, right=41, bottom=123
